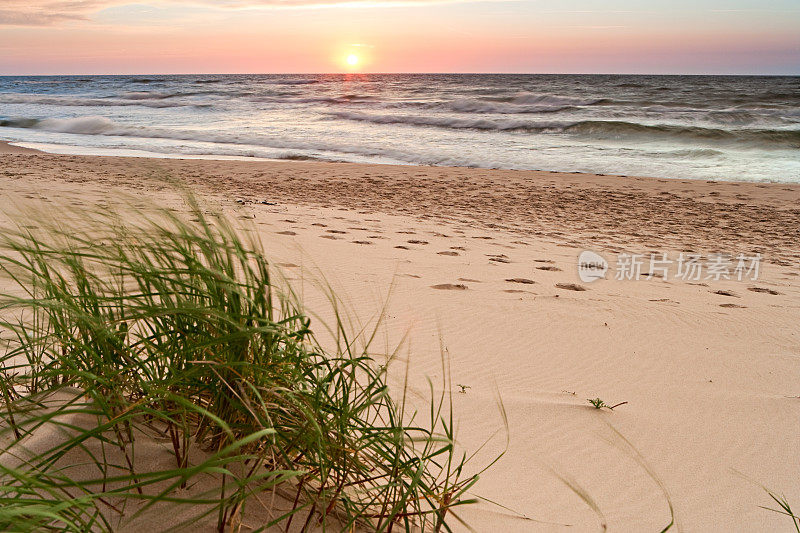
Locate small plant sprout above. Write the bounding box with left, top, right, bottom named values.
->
left=456, top=384, right=471, bottom=394
left=588, top=398, right=606, bottom=409
left=587, top=398, right=628, bottom=410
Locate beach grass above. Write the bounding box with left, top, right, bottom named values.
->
left=0, top=196, right=481, bottom=532
left=761, top=488, right=800, bottom=532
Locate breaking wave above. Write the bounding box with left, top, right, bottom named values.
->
left=0, top=115, right=485, bottom=167
left=330, top=111, right=800, bottom=148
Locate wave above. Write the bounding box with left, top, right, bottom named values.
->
left=665, top=148, right=724, bottom=158
left=0, top=116, right=161, bottom=136
left=0, top=93, right=207, bottom=109
left=258, top=94, right=376, bottom=105
left=506, top=92, right=609, bottom=107
left=563, top=121, right=800, bottom=148
left=615, top=82, right=648, bottom=89
left=702, top=110, right=762, bottom=125
left=266, top=79, right=319, bottom=85
left=0, top=116, right=123, bottom=135
left=329, top=111, right=800, bottom=148
left=436, top=98, right=574, bottom=114
left=0, top=115, right=444, bottom=165
left=329, top=111, right=549, bottom=131
left=120, top=91, right=178, bottom=100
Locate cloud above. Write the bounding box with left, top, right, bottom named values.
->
left=0, top=1, right=107, bottom=26
left=1, top=0, right=495, bottom=26
left=0, top=10, right=80, bottom=26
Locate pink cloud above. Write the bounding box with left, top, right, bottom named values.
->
left=0, top=0, right=486, bottom=26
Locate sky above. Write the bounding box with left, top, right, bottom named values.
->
left=0, top=0, right=798, bottom=74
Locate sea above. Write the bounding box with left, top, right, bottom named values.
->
left=1, top=74, right=798, bottom=182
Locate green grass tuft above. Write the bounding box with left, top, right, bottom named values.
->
left=0, top=197, right=483, bottom=532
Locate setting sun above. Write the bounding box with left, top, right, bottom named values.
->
left=346, top=54, right=359, bottom=66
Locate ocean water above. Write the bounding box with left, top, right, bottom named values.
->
left=1, top=74, right=798, bottom=182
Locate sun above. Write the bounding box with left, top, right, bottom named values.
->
left=346, top=54, right=359, bottom=66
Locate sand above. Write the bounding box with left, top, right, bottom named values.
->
left=0, top=141, right=41, bottom=155
left=1, top=149, right=799, bottom=531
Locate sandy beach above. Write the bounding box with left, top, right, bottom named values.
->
left=1, top=144, right=799, bottom=531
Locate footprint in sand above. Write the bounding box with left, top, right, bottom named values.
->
left=450, top=246, right=466, bottom=251
left=311, top=223, right=327, bottom=227
left=431, top=283, right=468, bottom=290
left=326, top=229, right=347, bottom=234
left=458, top=278, right=481, bottom=283
left=276, top=231, right=297, bottom=236
left=536, top=266, right=561, bottom=271
left=748, top=287, right=782, bottom=295
left=320, top=235, right=339, bottom=240
left=395, top=245, right=410, bottom=250
left=438, top=251, right=459, bottom=256
left=351, top=240, right=372, bottom=245
left=407, top=240, right=429, bottom=245
left=277, top=263, right=299, bottom=268
left=399, top=273, right=421, bottom=278
left=711, top=290, right=738, bottom=297
left=555, top=283, right=587, bottom=291
left=487, top=254, right=511, bottom=263
left=506, top=278, right=535, bottom=285
left=720, top=303, right=747, bottom=308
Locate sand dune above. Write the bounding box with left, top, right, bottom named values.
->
left=0, top=151, right=798, bottom=531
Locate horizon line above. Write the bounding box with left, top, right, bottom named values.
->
left=1, top=71, right=799, bottom=77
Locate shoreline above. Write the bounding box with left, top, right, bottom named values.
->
left=3, top=139, right=798, bottom=185
left=2, top=149, right=799, bottom=265
left=0, top=140, right=41, bottom=155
